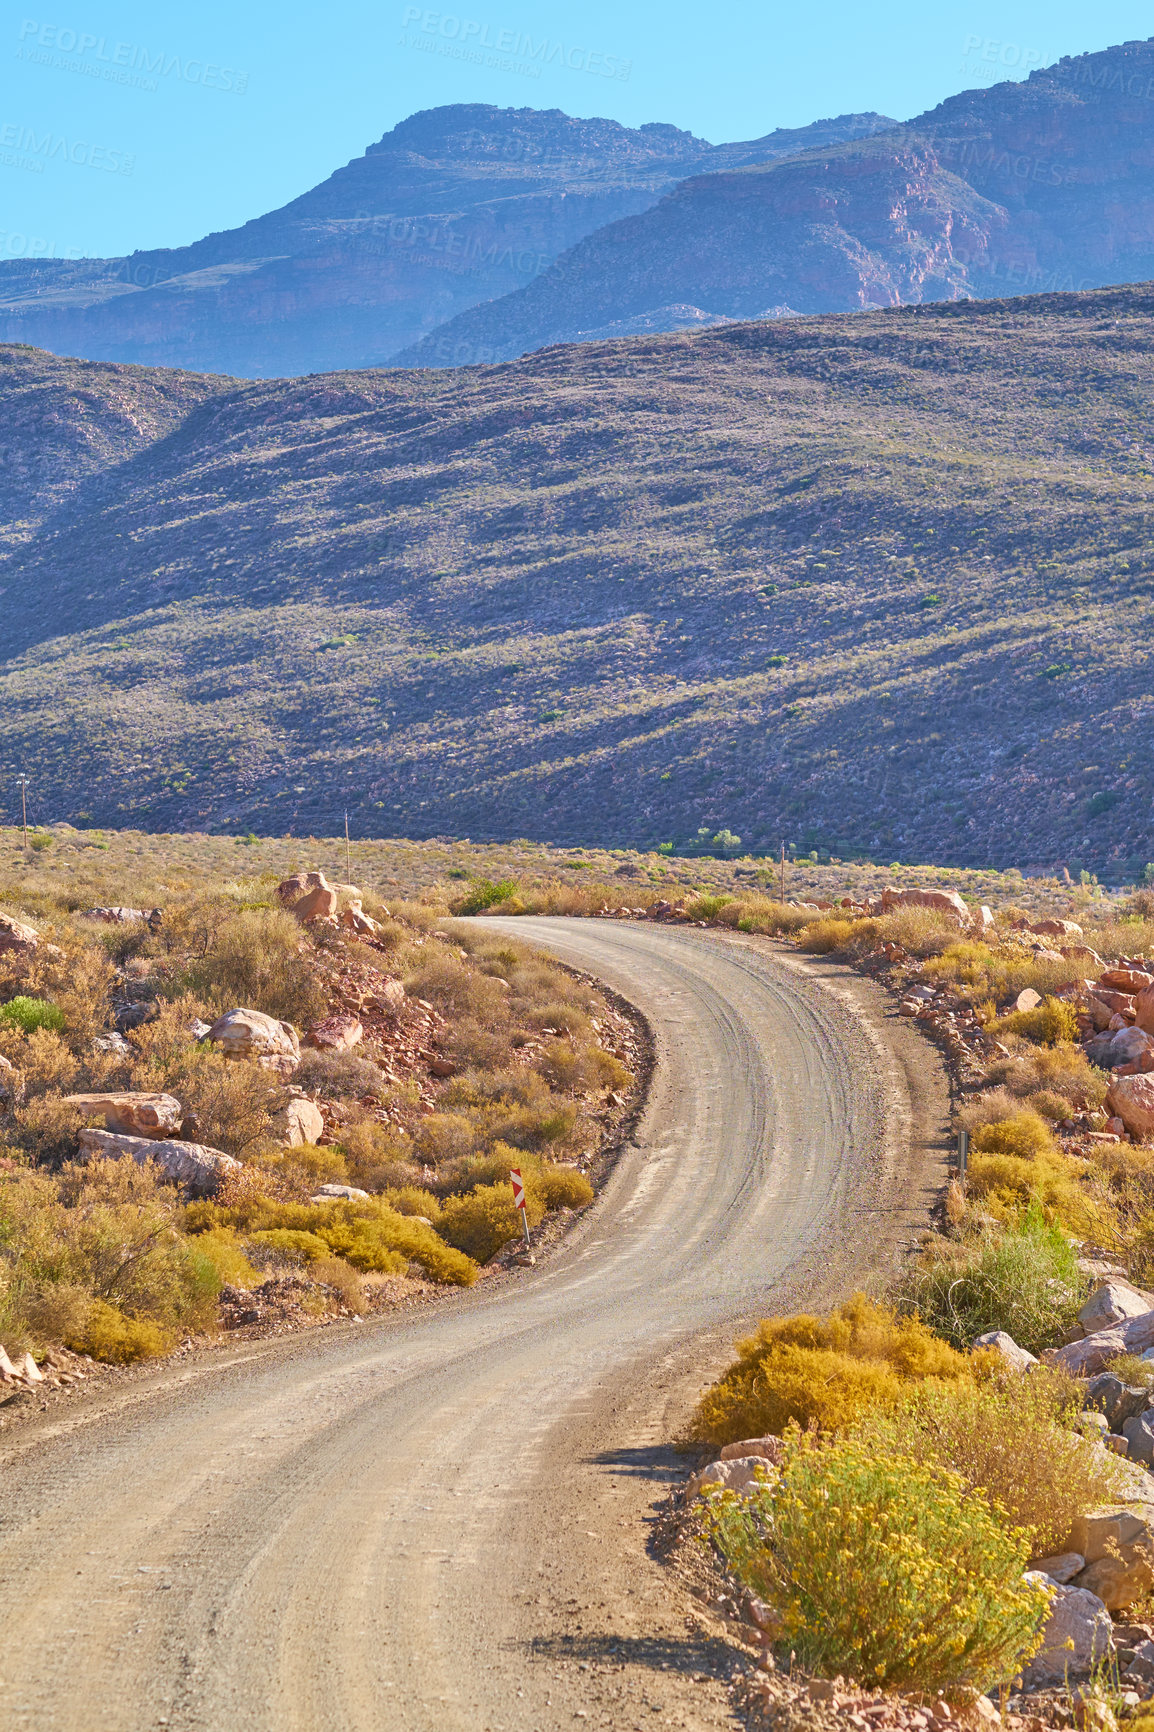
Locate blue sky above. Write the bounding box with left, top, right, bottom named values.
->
left=1, top=0, right=1151, bottom=259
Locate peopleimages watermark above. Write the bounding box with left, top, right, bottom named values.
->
left=0, top=227, right=83, bottom=256
left=16, top=19, right=249, bottom=94
left=399, top=7, right=631, bottom=80
left=0, top=119, right=134, bottom=172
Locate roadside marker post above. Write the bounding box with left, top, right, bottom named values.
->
left=957, top=1127, right=969, bottom=1187
left=510, top=1168, right=531, bottom=1248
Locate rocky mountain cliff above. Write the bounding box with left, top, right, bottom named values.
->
left=399, top=37, right=1154, bottom=365
left=3, top=282, right=1154, bottom=875
left=0, top=105, right=893, bottom=377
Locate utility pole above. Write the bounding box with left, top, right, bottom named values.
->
left=780, top=839, right=786, bottom=905
left=16, top=775, right=28, bottom=847
left=344, top=810, right=351, bottom=881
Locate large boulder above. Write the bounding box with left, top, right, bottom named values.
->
left=1122, top=1411, right=1154, bottom=1469
left=718, top=1436, right=785, bottom=1465
left=276, top=871, right=338, bottom=923
left=76, top=1128, right=239, bottom=1195
left=206, top=1008, right=300, bottom=1076
left=267, top=1097, right=325, bottom=1146
left=880, top=886, right=969, bottom=925
left=1020, top=1578, right=1112, bottom=1685
left=972, top=1330, right=1038, bottom=1372
left=1079, top=1281, right=1154, bottom=1335
left=1087, top=1027, right=1153, bottom=1069
left=340, top=898, right=381, bottom=938
left=1048, top=1310, right=1154, bottom=1375
left=1102, top=969, right=1154, bottom=994
left=1032, top=918, right=1084, bottom=938
left=305, top=1014, right=363, bottom=1052
left=0, top=911, right=41, bottom=957
left=1106, top=1074, right=1154, bottom=1140
left=63, top=1091, right=182, bottom=1138
left=1085, top=1373, right=1150, bottom=1432
left=1135, top=984, right=1154, bottom=1037
left=1030, top=1552, right=1086, bottom=1584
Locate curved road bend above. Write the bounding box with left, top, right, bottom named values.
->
left=0, top=920, right=949, bottom=1732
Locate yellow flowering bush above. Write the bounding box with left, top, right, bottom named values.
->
left=691, top=1294, right=978, bottom=1445
left=703, top=1432, right=1049, bottom=1692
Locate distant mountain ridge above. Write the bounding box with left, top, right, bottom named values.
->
left=0, top=104, right=895, bottom=376
left=398, top=37, right=1154, bottom=366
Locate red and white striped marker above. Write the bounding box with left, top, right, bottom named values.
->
left=510, top=1168, right=531, bottom=1247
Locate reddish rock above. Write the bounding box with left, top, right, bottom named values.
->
left=1106, top=1074, right=1154, bottom=1140
left=77, top=1127, right=239, bottom=1194
left=307, top=1014, right=363, bottom=1051
left=1102, top=969, right=1154, bottom=993
left=64, top=1091, right=183, bottom=1137
left=1094, top=990, right=1137, bottom=1018
left=1134, top=983, right=1154, bottom=1037
left=0, top=910, right=41, bottom=957
left=1032, top=917, right=1084, bottom=937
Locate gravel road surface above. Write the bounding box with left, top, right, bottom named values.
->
left=0, top=920, right=949, bottom=1732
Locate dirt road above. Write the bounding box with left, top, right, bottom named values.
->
left=0, top=921, right=949, bottom=1732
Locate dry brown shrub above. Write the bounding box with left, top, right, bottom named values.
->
left=985, top=1044, right=1107, bottom=1109
left=7, top=1094, right=86, bottom=1165
left=307, top=1254, right=364, bottom=1311
left=293, top=1047, right=384, bottom=1099
left=413, top=1112, right=477, bottom=1166
left=405, top=954, right=509, bottom=1023
left=180, top=905, right=326, bottom=1026
left=440, top=1016, right=511, bottom=1070
left=869, top=907, right=961, bottom=957
left=0, top=1027, right=82, bottom=1098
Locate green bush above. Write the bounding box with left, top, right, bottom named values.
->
left=899, top=1209, right=1086, bottom=1354
left=70, top=1298, right=171, bottom=1362
left=691, top=1294, right=977, bottom=1445
left=0, top=996, right=64, bottom=1033
left=453, top=878, right=518, bottom=915
left=703, top=1433, right=1048, bottom=1692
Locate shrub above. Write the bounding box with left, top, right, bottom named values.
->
left=967, top=1119, right=1097, bottom=1230
left=453, top=878, right=518, bottom=915
left=71, top=1298, right=171, bottom=1363
left=994, top=999, right=1080, bottom=1047
left=250, top=1227, right=334, bottom=1264
left=180, top=905, right=326, bottom=1025
left=899, top=1210, right=1086, bottom=1354
left=798, top=918, right=856, bottom=954
left=856, top=1378, right=1127, bottom=1559
left=293, top=1047, right=385, bottom=1099
left=436, top=1180, right=544, bottom=1262
left=985, top=1044, right=1108, bottom=1110
left=703, top=1433, right=1048, bottom=1692
left=690, top=1294, right=976, bottom=1445
left=538, top=1165, right=594, bottom=1210
left=0, top=997, right=64, bottom=1034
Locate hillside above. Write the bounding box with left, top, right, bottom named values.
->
left=3, top=284, right=1154, bottom=872
left=0, top=105, right=893, bottom=377
left=400, top=37, right=1154, bottom=365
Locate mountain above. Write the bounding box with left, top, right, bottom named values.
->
left=398, top=37, right=1154, bottom=366
left=0, top=105, right=895, bottom=377
left=2, top=282, right=1154, bottom=876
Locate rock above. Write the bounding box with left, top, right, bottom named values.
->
left=1030, top=1552, right=1087, bottom=1584
left=1032, top=918, right=1085, bottom=937
left=63, top=1091, right=183, bottom=1138
left=91, top=1031, right=132, bottom=1056
left=974, top=904, right=995, bottom=931
left=1087, top=1028, right=1153, bottom=1068
left=1011, top=988, right=1043, bottom=1013
left=1078, top=1552, right=1154, bottom=1610
left=0, top=1052, right=15, bottom=1102
left=294, top=884, right=339, bottom=922
left=1020, top=1577, right=1113, bottom=1686
left=1070, top=1505, right=1154, bottom=1564
left=0, top=1345, right=13, bottom=1376
left=1102, top=969, right=1154, bottom=993
left=719, top=1436, right=786, bottom=1464
left=972, top=1329, right=1038, bottom=1372
left=1123, top=1410, right=1154, bottom=1467
left=267, top=1097, right=325, bottom=1146
left=1065, top=946, right=1107, bottom=969
left=206, top=1007, right=301, bottom=1074
left=687, top=1456, right=774, bottom=1500
left=76, top=1127, right=239, bottom=1195
left=1106, top=1074, right=1154, bottom=1140
left=1135, top=984, right=1154, bottom=1038
left=305, top=1014, right=363, bottom=1052
left=1085, top=1374, right=1150, bottom=1431
left=0, top=910, right=41, bottom=956
left=369, top=978, right=406, bottom=1012
left=276, top=870, right=327, bottom=905
left=340, top=899, right=381, bottom=938
left=310, top=1183, right=370, bottom=1201
left=1094, top=990, right=1138, bottom=1018
left=1052, top=1314, right=1154, bottom=1376
left=880, top=886, right=970, bottom=925
left=1079, top=1281, right=1154, bottom=1334
left=16, top=1351, right=42, bottom=1383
